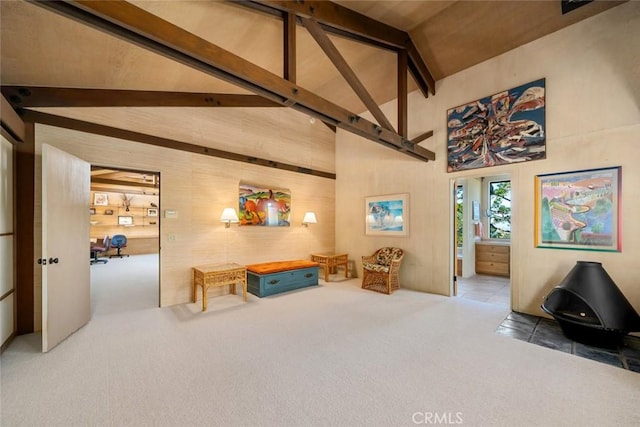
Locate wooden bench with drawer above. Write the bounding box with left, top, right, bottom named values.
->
left=246, top=260, right=319, bottom=297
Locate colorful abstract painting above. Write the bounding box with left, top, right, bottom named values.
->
left=535, top=167, right=621, bottom=252
left=447, top=79, right=546, bottom=172
left=365, top=193, right=409, bottom=236
left=238, top=183, right=291, bottom=226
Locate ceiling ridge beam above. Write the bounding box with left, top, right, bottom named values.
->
left=250, top=0, right=408, bottom=47
left=300, top=17, right=394, bottom=133
left=31, top=0, right=434, bottom=162
left=1, top=86, right=281, bottom=108
left=242, top=0, right=435, bottom=96
left=21, top=109, right=337, bottom=179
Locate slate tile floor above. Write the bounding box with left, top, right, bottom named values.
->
left=496, top=311, right=640, bottom=373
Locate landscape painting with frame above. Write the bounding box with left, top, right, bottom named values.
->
left=238, top=183, right=291, bottom=226
left=447, top=78, right=546, bottom=172
left=535, top=166, right=621, bottom=252
left=365, top=193, right=409, bottom=236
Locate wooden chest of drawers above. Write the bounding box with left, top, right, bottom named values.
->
left=475, top=242, right=510, bottom=277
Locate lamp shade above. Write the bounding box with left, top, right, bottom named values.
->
left=302, top=211, right=317, bottom=226
left=220, top=207, right=239, bottom=227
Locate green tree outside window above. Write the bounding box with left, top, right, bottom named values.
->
left=489, top=181, right=511, bottom=239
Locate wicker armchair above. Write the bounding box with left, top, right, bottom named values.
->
left=361, top=247, right=404, bottom=294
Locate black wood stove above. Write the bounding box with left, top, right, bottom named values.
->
left=542, top=261, right=640, bottom=348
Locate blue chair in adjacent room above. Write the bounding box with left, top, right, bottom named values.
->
left=90, top=235, right=110, bottom=265
left=109, top=234, right=129, bottom=258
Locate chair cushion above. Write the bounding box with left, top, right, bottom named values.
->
left=363, top=262, right=390, bottom=273
left=376, top=247, right=403, bottom=266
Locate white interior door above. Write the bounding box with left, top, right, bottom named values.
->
left=42, top=144, right=90, bottom=352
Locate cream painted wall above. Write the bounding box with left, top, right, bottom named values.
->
left=336, top=2, right=640, bottom=317
left=32, top=106, right=335, bottom=327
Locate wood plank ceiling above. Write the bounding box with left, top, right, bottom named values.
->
left=0, top=0, right=625, bottom=170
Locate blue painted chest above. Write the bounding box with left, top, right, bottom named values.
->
left=246, top=262, right=319, bottom=297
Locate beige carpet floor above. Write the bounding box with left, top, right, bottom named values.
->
left=1, top=255, right=639, bottom=426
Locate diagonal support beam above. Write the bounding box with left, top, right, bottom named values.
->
left=300, top=17, right=394, bottom=132
left=410, top=130, right=434, bottom=145
left=30, top=0, right=435, bottom=162
left=1, top=86, right=281, bottom=108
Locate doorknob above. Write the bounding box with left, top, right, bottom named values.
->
left=37, top=258, right=47, bottom=265
left=49, top=258, right=59, bottom=264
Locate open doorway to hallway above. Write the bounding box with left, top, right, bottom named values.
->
left=453, top=174, right=511, bottom=308
left=89, top=166, right=160, bottom=309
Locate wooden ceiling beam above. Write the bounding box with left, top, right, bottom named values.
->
left=242, top=0, right=436, bottom=96
left=31, top=0, right=435, bottom=162
left=283, top=12, right=296, bottom=82
left=248, top=0, right=409, bottom=48
left=397, top=50, right=408, bottom=138
left=300, top=17, right=394, bottom=132
left=91, top=177, right=158, bottom=189
left=410, top=130, right=434, bottom=145
left=1, top=86, right=280, bottom=108
left=1, top=94, right=26, bottom=142
left=407, top=41, right=436, bottom=97
left=21, top=109, right=337, bottom=179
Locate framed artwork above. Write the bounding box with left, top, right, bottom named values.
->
left=535, top=166, right=621, bottom=252
left=104, top=209, right=114, bottom=215
left=89, top=208, right=96, bottom=215
left=447, top=78, right=546, bottom=172
left=147, top=208, right=158, bottom=217
left=118, top=215, right=133, bottom=226
left=93, top=192, right=108, bottom=206
left=238, top=183, right=291, bottom=226
left=365, top=193, right=409, bottom=236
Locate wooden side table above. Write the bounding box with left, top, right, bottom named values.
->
left=310, top=253, right=349, bottom=282
left=192, top=263, right=247, bottom=311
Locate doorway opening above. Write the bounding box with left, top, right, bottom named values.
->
left=452, top=173, right=511, bottom=309
left=89, top=166, right=160, bottom=312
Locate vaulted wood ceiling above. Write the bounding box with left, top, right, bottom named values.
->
left=0, top=0, right=625, bottom=167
